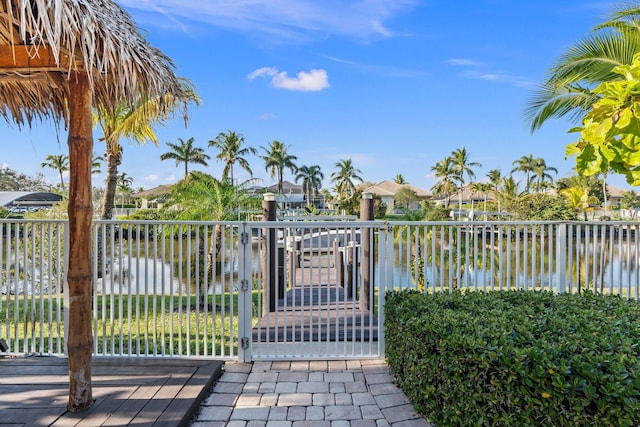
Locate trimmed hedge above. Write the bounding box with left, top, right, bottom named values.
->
left=384, top=290, right=640, bottom=426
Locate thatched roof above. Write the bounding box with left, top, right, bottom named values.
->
left=0, top=0, right=184, bottom=127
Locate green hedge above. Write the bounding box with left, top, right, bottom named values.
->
left=384, top=290, right=640, bottom=426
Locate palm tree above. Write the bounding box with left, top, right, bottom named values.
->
left=511, top=154, right=537, bottom=193
left=430, top=156, right=457, bottom=208
left=41, top=154, right=69, bottom=191
left=526, top=4, right=640, bottom=131
left=95, top=78, right=200, bottom=220
left=330, top=159, right=363, bottom=205
left=530, top=158, right=558, bottom=193
left=452, top=147, right=481, bottom=213
left=260, top=140, right=298, bottom=193
left=295, top=165, right=324, bottom=207
left=486, top=169, right=502, bottom=194
left=471, top=182, right=492, bottom=212
left=160, top=137, right=211, bottom=179
left=116, top=172, right=133, bottom=207
left=394, top=174, right=407, bottom=184
left=165, top=171, right=252, bottom=297
left=209, top=130, right=256, bottom=185
left=560, top=185, right=597, bottom=221
left=495, top=175, right=521, bottom=208
left=92, top=154, right=104, bottom=175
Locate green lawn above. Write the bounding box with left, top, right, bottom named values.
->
left=1, top=291, right=261, bottom=357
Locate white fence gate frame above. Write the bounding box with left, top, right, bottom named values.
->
left=237, top=221, right=392, bottom=361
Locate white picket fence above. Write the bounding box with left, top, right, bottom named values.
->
left=1, top=219, right=639, bottom=360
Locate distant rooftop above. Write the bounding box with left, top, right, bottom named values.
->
left=0, top=191, right=63, bottom=207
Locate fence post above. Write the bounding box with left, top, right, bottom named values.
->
left=360, top=193, right=374, bottom=311
left=556, top=222, right=567, bottom=294
left=262, top=193, right=277, bottom=314
left=238, top=223, right=253, bottom=362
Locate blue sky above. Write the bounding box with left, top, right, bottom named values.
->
left=2, top=1, right=634, bottom=192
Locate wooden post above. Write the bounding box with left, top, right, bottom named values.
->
left=262, top=193, right=277, bottom=314
left=360, top=193, right=374, bottom=311
left=66, top=71, right=94, bottom=412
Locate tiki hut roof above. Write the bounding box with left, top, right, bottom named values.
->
left=0, top=0, right=184, bottom=127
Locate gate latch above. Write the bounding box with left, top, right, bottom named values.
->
left=241, top=337, right=249, bottom=350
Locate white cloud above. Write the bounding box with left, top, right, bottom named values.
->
left=144, top=174, right=159, bottom=182
left=164, top=174, right=177, bottom=183
left=247, top=67, right=278, bottom=81
left=447, top=58, right=482, bottom=67
left=259, top=112, right=277, bottom=120
left=325, top=55, right=426, bottom=78
left=248, top=67, right=330, bottom=92
left=118, top=0, right=417, bottom=42
left=272, top=69, right=330, bottom=91
left=449, top=58, right=536, bottom=88
left=462, top=70, right=535, bottom=87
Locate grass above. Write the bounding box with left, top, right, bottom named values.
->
left=1, top=291, right=261, bottom=357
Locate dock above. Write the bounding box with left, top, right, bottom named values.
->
left=252, top=252, right=379, bottom=343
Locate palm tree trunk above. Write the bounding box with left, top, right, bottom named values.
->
left=100, top=150, right=119, bottom=220
left=602, top=174, right=608, bottom=216
left=59, top=171, right=65, bottom=192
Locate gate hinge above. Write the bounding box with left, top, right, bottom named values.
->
left=240, top=279, right=250, bottom=292
left=241, top=337, right=249, bottom=350
left=241, top=232, right=249, bottom=245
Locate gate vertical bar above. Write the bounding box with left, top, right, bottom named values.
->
left=238, top=223, right=253, bottom=362
left=556, top=222, right=567, bottom=294
left=378, top=223, right=394, bottom=358
left=63, top=220, right=70, bottom=355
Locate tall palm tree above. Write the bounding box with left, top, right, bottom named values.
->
left=330, top=159, right=363, bottom=204
left=452, top=147, right=481, bottom=212
left=260, top=140, right=298, bottom=193
left=486, top=169, right=502, bottom=194
left=511, top=154, right=537, bottom=193
left=160, top=137, right=211, bottom=179
left=526, top=4, right=640, bottom=131
left=95, top=78, right=200, bottom=220
left=41, top=154, right=69, bottom=191
left=430, top=156, right=457, bottom=208
left=295, top=165, right=324, bottom=206
left=530, top=158, right=558, bottom=193
left=116, top=172, right=133, bottom=207
left=209, top=130, right=256, bottom=185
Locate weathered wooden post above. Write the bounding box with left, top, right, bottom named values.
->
left=66, top=71, right=94, bottom=411
left=360, top=192, right=374, bottom=311
left=262, top=193, right=277, bottom=314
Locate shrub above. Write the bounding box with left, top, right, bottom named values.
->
left=385, top=290, right=640, bottom=426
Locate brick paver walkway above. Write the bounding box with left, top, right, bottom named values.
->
left=191, top=360, right=432, bottom=427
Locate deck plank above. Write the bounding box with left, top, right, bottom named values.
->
left=0, top=355, right=223, bottom=427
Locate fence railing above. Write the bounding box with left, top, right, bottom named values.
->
left=1, top=219, right=639, bottom=358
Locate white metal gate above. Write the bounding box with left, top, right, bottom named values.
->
left=237, top=222, right=392, bottom=361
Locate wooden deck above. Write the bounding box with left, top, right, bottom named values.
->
left=0, top=355, right=223, bottom=427
left=252, top=253, right=379, bottom=342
